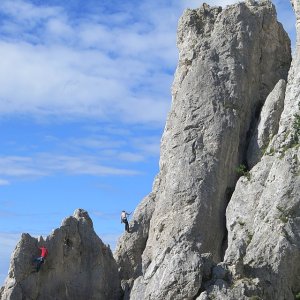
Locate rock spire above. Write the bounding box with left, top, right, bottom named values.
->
left=114, top=1, right=291, bottom=299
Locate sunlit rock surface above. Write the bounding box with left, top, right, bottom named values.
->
left=1, top=209, right=120, bottom=300
left=114, top=1, right=291, bottom=299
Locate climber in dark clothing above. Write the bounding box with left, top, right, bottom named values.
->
left=33, top=246, right=48, bottom=272
left=121, top=210, right=131, bottom=232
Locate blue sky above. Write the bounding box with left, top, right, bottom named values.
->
left=0, top=0, right=296, bottom=285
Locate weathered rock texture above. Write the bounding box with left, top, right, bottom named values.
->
left=114, top=1, right=292, bottom=299
left=0, top=209, right=120, bottom=300
left=199, top=1, right=300, bottom=299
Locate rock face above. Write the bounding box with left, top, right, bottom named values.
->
left=200, top=1, right=300, bottom=299
left=114, top=1, right=291, bottom=300
left=0, top=209, right=120, bottom=300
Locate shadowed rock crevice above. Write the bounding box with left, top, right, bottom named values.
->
left=247, top=79, right=287, bottom=168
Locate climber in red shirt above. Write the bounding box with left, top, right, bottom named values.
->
left=40, top=246, right=48, bottom=258
left=33, top=246, right=48, bottom=272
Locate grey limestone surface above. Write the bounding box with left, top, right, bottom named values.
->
left=0, top=209, right=120, bottom=300
left=114, top=1, right=292, bottom=299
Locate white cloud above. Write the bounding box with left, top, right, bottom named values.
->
left=0, top=0, right=175, bottom=125
left=46, top=18, right=74, bottom=39
left=0, top=179, right=10, bottom=186
left=92, top=210, right=119, bottom=219
left=132, top=136, right=161, bottom=156
left=67, top=136, right=125, bottom=150
left=0, top=38, right=172, bottom=123
left=0, top=0, right=61, bottom=22
left=0, top=154, right=140, bottom=181
left=45, top=132, right=160, bottom=161
left=0, top=156, right=46, bottom=177
left=0, top=123, right=162, bottom=184
left=117, top=152, right=145, bottom=162
left=43, top=154, right=140, bottom=176
left=0, top=232, right=20, bottom=249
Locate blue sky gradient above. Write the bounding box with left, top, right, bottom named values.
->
left=0, top=0, right=296, bottom=284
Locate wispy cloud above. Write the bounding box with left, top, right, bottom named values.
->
left=92, top=210, right=119, bottom=220
left=0, top=179, right=10, bottom=186
left=1, top=123, right=161, bottom=184
left=0, top=156, right=47, bottom=177
left=66, top=136, right=125, bottom=151
left=60, top=134, right=160, bottom=161
left=0, top=232, right=20, bottom=248
left=0, top=0, right=60, bottom=22
left=0, top=209, right=61, bottom=219
left=0, top=154, right=140, bottom=182
left=132, top=136, right=161, bottom=156
left=0, top=0, right=175, bottom=125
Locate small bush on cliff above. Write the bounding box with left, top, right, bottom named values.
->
left=249, top=296, right=262, bottom=300
left=291, top=103, right=300, bottom=146
left=291, top=116, right=300, bottom=144
left=236, top=164, right=251, bottom=180
left=276, top=205, right=291, bottom=223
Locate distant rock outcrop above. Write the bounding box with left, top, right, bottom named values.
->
left=114, top=1, right=292, bottom=299
left=0, top=209, right=120, bottom=300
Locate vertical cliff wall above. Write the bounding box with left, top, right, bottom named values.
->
left=199, top=1, right=300, bottom=299
left=0, top=209, right=120, bottom=300
left=114, top=1, right=291, bottom=299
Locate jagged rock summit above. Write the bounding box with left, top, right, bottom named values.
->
left=0, top=209, right=120, bottom=300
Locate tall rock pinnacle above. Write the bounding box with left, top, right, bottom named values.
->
left=114, top=1, right=291, bottom=299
